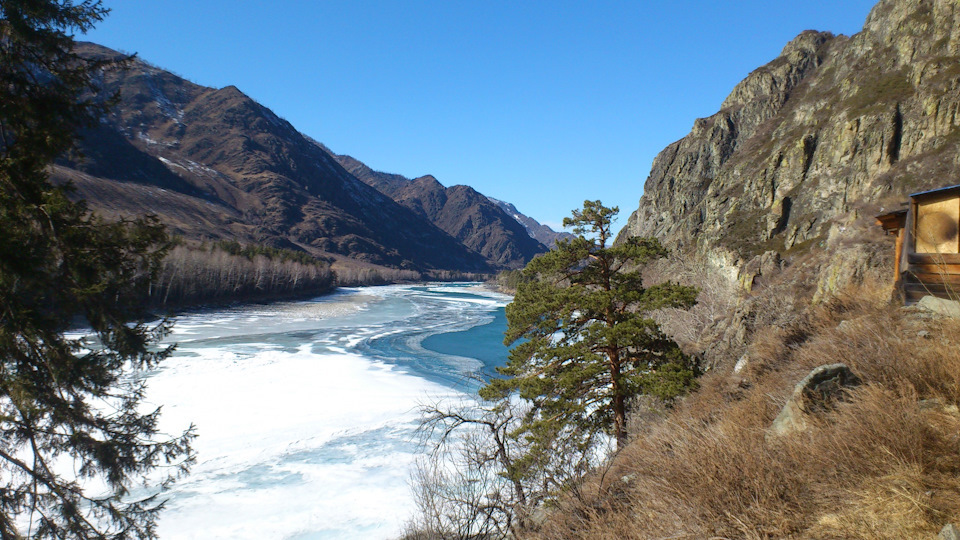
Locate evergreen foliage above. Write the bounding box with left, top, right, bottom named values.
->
left=0, top=1, right=194, bottom=537
left=481, top=201, right=699, bottom=451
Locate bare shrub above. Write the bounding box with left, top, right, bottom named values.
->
left=404, top=399, right=533, bottom=540
left=642, top=256, right=738, bottom=350
left=405, top=394, right=608, bottom=540
left=333, top=262, right=422, bottom=286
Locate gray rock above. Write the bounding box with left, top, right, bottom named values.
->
left=939, top=523, right=960, bottom=540
left=738, top=251, right=784, bottom=292
left=615, top=0, right=960, bottom=309
left=813, top=243, right=886, bottom=304
left=769, top=363, right=861, bottom=437
left=920, top=398, right=960, bottom=417
left=919, top=398, right=946, bottom=411
left=527, top=505, right=549, bottom=527
left=733, top=354, right=749, bottom=374
left=917, top=296, right=960, bottom=318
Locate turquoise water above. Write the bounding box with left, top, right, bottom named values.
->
left=421, top=306, right=510, bottom=377
left=353, top=284, right=511, bottom=389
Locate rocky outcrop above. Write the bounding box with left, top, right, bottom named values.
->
left=618, top=0, right=960, bottom=287
left=940, top=523, right=960, bottom=540
left=916, top=295, right=960, bottom=317
left=619, top=30, right=835, bottom=255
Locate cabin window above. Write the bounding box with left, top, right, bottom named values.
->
left=915, top=194, right=960, bottom=254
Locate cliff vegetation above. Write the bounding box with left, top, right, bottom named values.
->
left=525, top=281, right=960, bottom=539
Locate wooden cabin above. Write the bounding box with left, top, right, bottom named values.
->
left=876, top=184, right=960, bottom=304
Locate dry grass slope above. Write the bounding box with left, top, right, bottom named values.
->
left=526, top=283, right=960, bottom=539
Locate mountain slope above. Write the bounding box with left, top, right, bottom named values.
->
left=59, top=42, right=491, bottom=273
left=618, top=0, right=960, bottom=281
left=485, top=197, right=575, bottom=249
left=333, top=153, right=548, bottom=268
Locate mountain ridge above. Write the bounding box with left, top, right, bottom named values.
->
left=485, top=196, right=575, bottom=249
left=57, top=42, right=531, bottom=274
left=330, top=151, right=550, bottom=268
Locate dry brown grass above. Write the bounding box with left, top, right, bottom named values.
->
left=522, top=282, right=960, bottom=540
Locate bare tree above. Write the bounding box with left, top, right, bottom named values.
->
left=405, top=396, right=598, bottom=539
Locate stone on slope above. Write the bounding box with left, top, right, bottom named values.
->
left=769, top=363, right=861, bottom=437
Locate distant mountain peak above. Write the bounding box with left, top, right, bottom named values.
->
left=486, top=197, right=574, bottom=249
left=413, top=174, right=443, bottom=188
left=327, top=150, right=548, bottom=268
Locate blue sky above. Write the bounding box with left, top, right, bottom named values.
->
left=85, top=1, right=878, bottom=233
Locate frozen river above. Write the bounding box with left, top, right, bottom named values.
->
left=143, top=283, right=511, bottom=539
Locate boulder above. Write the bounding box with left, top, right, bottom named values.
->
left=769, top=363, right=861, bottom=437
left=917, top=296, right=960, bottom=318
left=919, top=398, right=960, bottom=417
left=738, top=251, right=783, bottom=292
left=940, top=523, right=960, bottom=540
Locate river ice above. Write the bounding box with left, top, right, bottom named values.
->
left=142, top=283, right=511, bottom=539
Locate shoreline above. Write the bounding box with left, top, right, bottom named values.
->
left=148, top=273, right=511, bottom=318
left=153, top=280, right=512, bottom=320
left=149, top=285, right=338, bottom=318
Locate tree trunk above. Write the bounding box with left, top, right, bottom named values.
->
left=608, top=350, right=627, bottom=450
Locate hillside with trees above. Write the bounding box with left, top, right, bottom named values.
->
left=148, top=240, right=335, bottom=308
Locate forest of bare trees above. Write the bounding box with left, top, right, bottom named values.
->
left=148, top=239, right=496, bottom=309
left=333, top=265, right=422, bottom=287
left=334, top=265, right=490, bottom=287
left=149, top=243, right=335, bottom=307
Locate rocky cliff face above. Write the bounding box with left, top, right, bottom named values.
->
left=618, top=0, right=960, bottom=289
left=59, top=43, right=493, bottom=273
left=334, top=153, right=548, bottom=268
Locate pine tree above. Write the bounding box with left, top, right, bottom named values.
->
left=481, top=201, right=698, bottom=452
left=0, top=1, right=194, bottom=537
